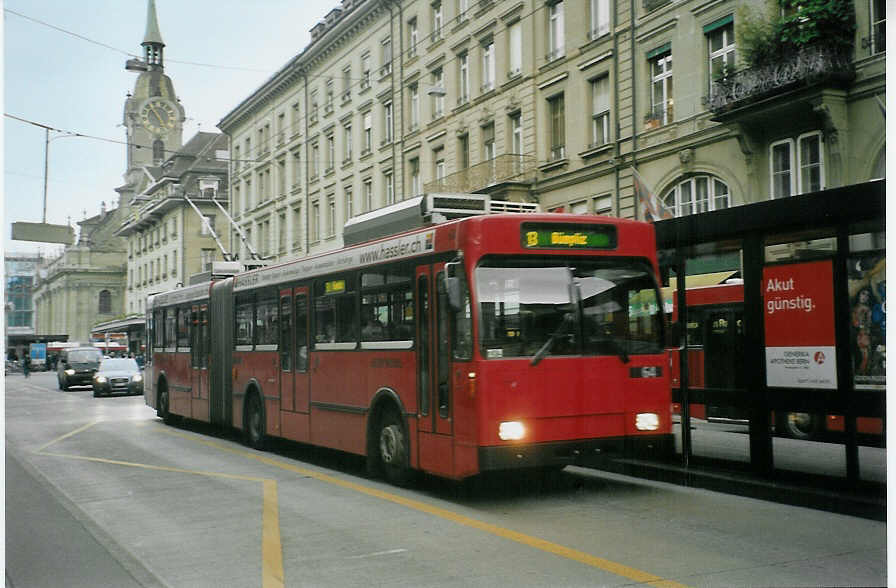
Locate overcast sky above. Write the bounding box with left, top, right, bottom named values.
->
left=4, top=0, right=337, bottom=255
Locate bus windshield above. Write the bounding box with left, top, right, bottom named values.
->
left=475, top=257, right=664, bottom=361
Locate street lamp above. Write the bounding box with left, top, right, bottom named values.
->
left=42, top=129, right=79, bottom=224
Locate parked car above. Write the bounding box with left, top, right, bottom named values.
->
left=92, top=358, right=144, bottom=397
left=57, top=347, right=103, bottom=390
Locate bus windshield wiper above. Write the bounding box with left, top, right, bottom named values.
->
left=531, top=313, right=573, bottom=367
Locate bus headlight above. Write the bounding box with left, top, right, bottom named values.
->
left=65, top=369, right=75, bottom=375
left=94, top=375, right=107, bottom=383
left=498, top=421, right=526, bottom=441
left=635, top=413, right=660, bottom=431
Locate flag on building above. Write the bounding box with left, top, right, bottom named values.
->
left=631, top=166, right=674, bottom=222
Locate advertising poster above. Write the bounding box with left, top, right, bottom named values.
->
left=763, top=260, right=837, bottom=389
left=847, top=253, right=885, bottom=390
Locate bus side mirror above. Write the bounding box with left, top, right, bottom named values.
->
left=444, top=261, right=463, bottom=312
left=666, top=321, right=682, bottom=349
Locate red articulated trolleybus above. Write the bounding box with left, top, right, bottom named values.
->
left=144, top=195, right=672, bottom=484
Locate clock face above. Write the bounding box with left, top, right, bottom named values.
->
left=140, top=98, right=177, bottom=134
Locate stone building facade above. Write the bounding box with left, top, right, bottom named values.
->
left=218, top=0, right=884, bottom=263
left=116, top=132, right=231, bottom=315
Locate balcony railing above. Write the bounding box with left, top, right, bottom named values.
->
left=423, top=153, right=535, bottom=193
left=707, top=45, right=855, bottom=114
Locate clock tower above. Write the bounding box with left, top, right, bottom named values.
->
left=120, top=0, right=185, bottom=199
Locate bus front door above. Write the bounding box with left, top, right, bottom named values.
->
left=415, top=264, right=454, bottom=477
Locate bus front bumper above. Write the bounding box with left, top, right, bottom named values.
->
left=478, top=434, right=673, bottom=472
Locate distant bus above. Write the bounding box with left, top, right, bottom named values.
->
left=144, top=212, right=672, bottom=483
left=668, top=282, right=883, bottom=445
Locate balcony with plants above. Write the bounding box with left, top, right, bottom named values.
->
left=707, top=0, right=856, bottom=120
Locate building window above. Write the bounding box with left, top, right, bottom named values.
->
left=548, top=2, right=565, bottom=62
left=431, top=1, right=443, bottom=42
left=172, top=250, right=177, bottom=276
left=345, top=188, right=354, bottom=219
left=362, top=111, right=372, bottom=153
left=326, top=134, right=335, bottom=173
left=310, top=90, right=319, bottom=124
left=343, top=123, right=353, bottom=162
left=409, top=83, right=420, bottom=130
left=311, top=201, right=320, bottom=242
left=291, top=206, right=302, bottom=250
left=200, top=215, right=216, bottom=236
left=548, top=93, right=565, bottom=160
left=153, top=139, right=164, bottom=162
left=458, top=133, right=469, bottom=169
left=481, top=40, right=495, bottom=92
left=458, top=0, right=468, bottom=20
left=482, top=122, right=495, bottom=161
left=292, top=151, right=301, bottom=188
left=311, top=142, right=319, bottom=178
left=663, top=176, right=730, bottom=216
left=291, top=103, right=301, bottom=137
left=798, top=132, right=824, bottom=193
left=384, top=171, right=394, bottom=205
left=570, top=200, right=588, bottom=214
left=363, top=178, right=373, bottom=211
left=381, top=37, right=392, bottom=77
left=770, top=139, right=794, bottom=198
left=510, top=113, right=522, bottom=173
left=327, top=195, right=336, bottom=237
left=708, top=20, right=736, bottom=90
left=431, top=68, right=444, bottom=118
left=649, top=49, right=673, bottom=125
left=593, top=194, right=613, bottom=215
left=279, top=212, right=287, bottom=253
left=98, top=290, right=112, bottom=314
left=409, top=17, right=419, bottom=57
left=458, top=52, right=470, bottom=103
left=508, top=20, right=522, bottom=77
left=590, top=0, right=609, bottom=39
left=871, top=0, right=885, bottom=54
left=383, top=101, right=393, bottom=142
left=409, top=157, right=421, bottom=197
left=277, top=158, right=286, bottom=195
left=342, top=66, right=352, bottom=102
left=201, top=249, right=215, bottom=270
left=770, top=132, right=825, bottom=197
left=434, top=146, right=445, bottom=180
left=591, top=76, right=610, bottom=148
left=361, top=52, right=371, bottom=89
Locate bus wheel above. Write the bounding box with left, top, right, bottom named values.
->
left=244, top=391, right=267, bottom=450
left=378, top=411, right=412, bottom=486
left=780, top=412, right=816, bottom=440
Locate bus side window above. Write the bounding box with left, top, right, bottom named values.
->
left=235, top=295, right=254, bottom=349
left=255, top=292, right=279, bottom=347
left=200, top=305, right=209, bottom=368
left=177, top=307, right=190, bottom=350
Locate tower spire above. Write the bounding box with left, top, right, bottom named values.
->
left=141, top=0, right=165, bottom=68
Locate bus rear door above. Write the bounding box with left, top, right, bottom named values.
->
left=416, top=264, right=454, bottom=477
left=279, top=287, right=311, bottom=442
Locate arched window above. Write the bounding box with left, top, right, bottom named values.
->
left=663, top=175, right=730, bottom=217
left=153, top=139, right=165, bottom=162
left=98, top=290, right=112, bottom=314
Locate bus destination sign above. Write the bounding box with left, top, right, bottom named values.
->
left=521, top=223, right=617, bottom=250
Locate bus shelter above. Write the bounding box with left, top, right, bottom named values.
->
left=655, top=179, right=884, bottom=486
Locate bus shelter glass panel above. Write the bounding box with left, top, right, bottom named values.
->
left=665, top=241, right=750, bottom=465
left=848, top=228, right=885, bottom=484
left=764, top=229, right=849, bottom=479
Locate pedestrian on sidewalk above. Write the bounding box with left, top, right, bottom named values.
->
left=22, top=355, right=31, bottom=378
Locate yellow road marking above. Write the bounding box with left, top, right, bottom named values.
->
left=34, top=422, right=285, bottom=588
left=157, top=426, right=688, bottom=588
